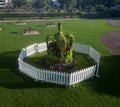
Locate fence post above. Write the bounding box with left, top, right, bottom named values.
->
left=23, top=48, right=27, bottom=58
left=69, top=73, right=72, bottom=86
left=95, top=63, right=99, bottom=77
left=34, top=43, right=38, bottom=52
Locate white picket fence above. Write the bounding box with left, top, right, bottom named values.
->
left=18, top=42, right=100, bottom=86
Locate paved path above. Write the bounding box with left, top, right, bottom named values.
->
left=0, top=18, right=79, bottom=23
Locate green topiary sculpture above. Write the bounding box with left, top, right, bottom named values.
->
left=46, top=22, right=74, bottom=66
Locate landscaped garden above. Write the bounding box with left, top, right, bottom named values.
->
left=0, top=19, right=120, bottom=107
left=24, top=51, right=95, bottom=73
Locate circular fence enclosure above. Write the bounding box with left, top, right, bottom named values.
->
left=18, top=42, right=100, bottom=86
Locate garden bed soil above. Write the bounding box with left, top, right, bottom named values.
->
left=15, top=23, right=26, bottom=25
left=46, top=25, right=57, bottom=28
left=100, top=31, right=120, bottom=54
left=22, top=31, right=40, bottom=35
left=100, top=20, right=120, bottom=54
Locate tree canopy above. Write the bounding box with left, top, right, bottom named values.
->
left=1, top=0, right=120, bottom=18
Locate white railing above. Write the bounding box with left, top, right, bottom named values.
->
left=73, top=43, right=90, bottom=55
left=18, top=42, right=100, bottom=86
left=69, top=65, right=96, bottom=85
left=25, top=43, right=37, bottom=56
left=73, top=43, right=100, bottom=77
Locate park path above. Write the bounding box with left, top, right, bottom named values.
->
left=100, top=20, right=120, bottom=54
left=0, top=18, right=79, bottom=23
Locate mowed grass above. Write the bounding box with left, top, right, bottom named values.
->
left=0, top=19, right=120, bottom=107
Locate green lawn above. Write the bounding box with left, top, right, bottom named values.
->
left=0, top=19, right=120, bottom=107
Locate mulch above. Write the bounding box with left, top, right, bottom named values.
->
left=100, top=20, right=120, bottom=54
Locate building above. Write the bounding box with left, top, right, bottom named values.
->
left=0, top=0, right=5, bottom=7
left=0, top=0, right=12, bottom=7
left=5, top=0, right=12, bottom=3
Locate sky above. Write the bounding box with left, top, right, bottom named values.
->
left=52, top=0, right=57, bottom=2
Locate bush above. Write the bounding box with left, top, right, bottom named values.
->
left=108, top=7, right=120, bottom=18
left=79, top=12, right=99, bottom=19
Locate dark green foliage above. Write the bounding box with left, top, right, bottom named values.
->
left=13, top=0, right=27, bottom=7
left=0, top=12, right=71, bottom=19
left=1, top=0, right=120, bottom=18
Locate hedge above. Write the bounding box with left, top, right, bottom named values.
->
left=0, top=12, right=77, bottom=19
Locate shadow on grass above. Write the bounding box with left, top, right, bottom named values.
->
left=0, top=50, right=65, bottom=89
left=10, top=32, right=19, bottom=34
left=0, top=51, right=120, bottom=93
left=91, top=55, right=120, bottom=97
left=0, top=50, right=19, bottom=69
left=37, top=25, right=42, bottom=27
left=0, top=81, right=64, bottom=89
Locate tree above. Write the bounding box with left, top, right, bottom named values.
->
left=6, top=2, right=14, bottom=12
left=13, top=0, right=27, bottom=7
left=58, top=0, right=77, bottom=12
left=33, top=0, right=50, bottom=12
left=114, top=0, right=120, bottom=4
left=32, top=0, right=41, bottom=9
